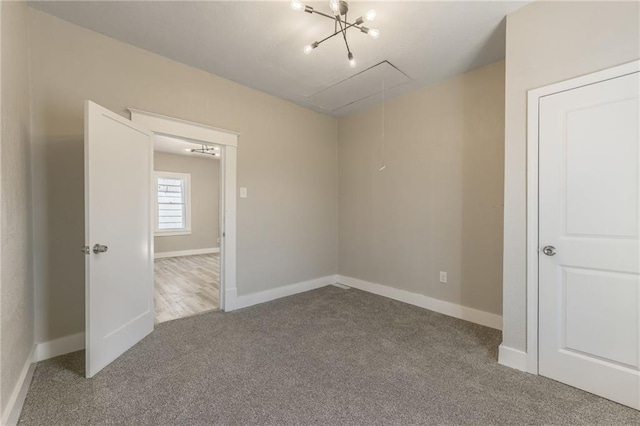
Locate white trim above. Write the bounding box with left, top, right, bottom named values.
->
left=36, top=272, right=501, bottom=368
left=37, top=275, right=333, bottom=361
left=154, top=247, right=219, bottom=259
left=337, top=275, right=502, bottom=330
left=235, top=275, right=337, bottom=310
left=498, top=344, right=528, bottom=372
left=155, top=230, right=191, bottom=237
left=130, top=109, right=238, bottom=312
left=1, top=346, right=36, bottom=426
left=35, top=332, right=85, bottom=362
left=224, top=287, right=238, bottom=311
left=219, top=145, right=237, bottom=311
left=331, top=282, right=350, bottom=290
left=128, top=108, right=239, bottom=147
left=525, top=60, right=640, bottom=374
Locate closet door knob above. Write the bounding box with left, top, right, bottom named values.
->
left=93, top=244, right=109, bottom=254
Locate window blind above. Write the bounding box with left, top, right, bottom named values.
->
left=157, top=177, right=186, bottom=230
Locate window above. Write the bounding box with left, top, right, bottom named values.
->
left=155, top=171, right=191, bottom=236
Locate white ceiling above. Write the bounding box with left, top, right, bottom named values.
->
left=29, top=0, right=530, bottom=117
left=154, top=134, right=220, bottom=160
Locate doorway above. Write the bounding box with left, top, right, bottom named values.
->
left=84, top=103, right=239, bottom=377
left=152, top=135, right=222, bottom=323
left=129, top=108, right=239, bottom=313
left=526, top=61, right=639, bottom=409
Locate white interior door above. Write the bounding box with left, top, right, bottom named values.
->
left=84, top=101, right=154, bottom=378
left=539, top=72, right=640, bottom=409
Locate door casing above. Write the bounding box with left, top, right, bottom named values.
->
left=129, top=108, right=240, bottom=311
left=525, top=59, right=640, bottom=374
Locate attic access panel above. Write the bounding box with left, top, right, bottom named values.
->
left=308, top=61, right=411, bottom=112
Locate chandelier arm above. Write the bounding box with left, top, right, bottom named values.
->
left=316, top=21, right=358, bottom=47
left=309, top=9, right=363, bottom=30
left=336, top=14, right=351, bottom=55
left=312, top=9, right=337, bottom=20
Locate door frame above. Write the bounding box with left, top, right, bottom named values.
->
left=129, top=108, right=240, bottom=311
left=525, top=60, right=640, bottom=374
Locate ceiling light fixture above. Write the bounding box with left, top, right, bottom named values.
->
left=348, top=52, right=356, bottom=68
left=365, top=9, right=376, bottom=22
left=291, top=0, right=380, bottom=68
left=189, top=144, right=219, bottom=157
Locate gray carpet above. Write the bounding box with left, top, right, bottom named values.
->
left=19, top=286, right=640, bottom=425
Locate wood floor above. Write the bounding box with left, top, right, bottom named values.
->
left=154, top=253, right=220, bottom=323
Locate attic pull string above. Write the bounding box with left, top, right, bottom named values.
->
left=378, top=78, right=386, bottom=171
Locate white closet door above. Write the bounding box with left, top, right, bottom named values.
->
left=538, top=72, right=640, bottom=409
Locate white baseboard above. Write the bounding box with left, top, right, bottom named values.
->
left=337, top=275, right=503, bottom=330
left=35, top=332, right=85, bottom=362
left=222, top=287, right=238, bottom=311
left=235, top=275, right=336, bottom=310
left=498, top=344, right=528, bottom=372
left=32, top=275, right=503, bottom=370
left=2, top=345, right=36, bottom=426
left=331, top=282, right=350, bottom=290
left=154, top=247, right=219, bottom=259
left=31, top=275, right=334, bottom=359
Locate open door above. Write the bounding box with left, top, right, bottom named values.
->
left=84, top=101, right=154, bottom=378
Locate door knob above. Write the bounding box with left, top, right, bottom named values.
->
left=542, top=246, right=556, bottom=256
left=93, top=244, right=108, bottom=254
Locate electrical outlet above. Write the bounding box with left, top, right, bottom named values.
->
left=217, top=237, right=220, bottom=243
left=439, top=271, right=448, bottom=283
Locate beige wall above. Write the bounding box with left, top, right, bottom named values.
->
left=503, top=1, right=640, bottom=351
left=29, top=9, right=338, bottom=343
left=154, top=152, right=220, bottom=254
left=27, top=0, right=639, bottom=353
left=338, top=61, right=505, bottom=316
left=0, top=0, right=33, bottom=418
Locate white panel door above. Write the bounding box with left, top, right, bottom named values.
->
left=539, top=72, right=640, bottom=409
left=84, top=101, right=154, bottom=378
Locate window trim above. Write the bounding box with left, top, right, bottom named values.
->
left=154, top=171, right=192, bottom=237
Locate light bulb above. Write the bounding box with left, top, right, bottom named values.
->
left=291, top=0, right=305, bottom=11
left=348, top=52, right=356, bottom=68
left=303, top=41, right=319, bottom=54
left=365, top=9, right=376, bottom=22
left=329, top=0, right=339, bottom=15
left=368, top=28, right=380, bottom=39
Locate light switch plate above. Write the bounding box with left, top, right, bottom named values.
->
left=240, top=187, right=248, bottom=198
left=439, top=271, right=448, bottom=283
